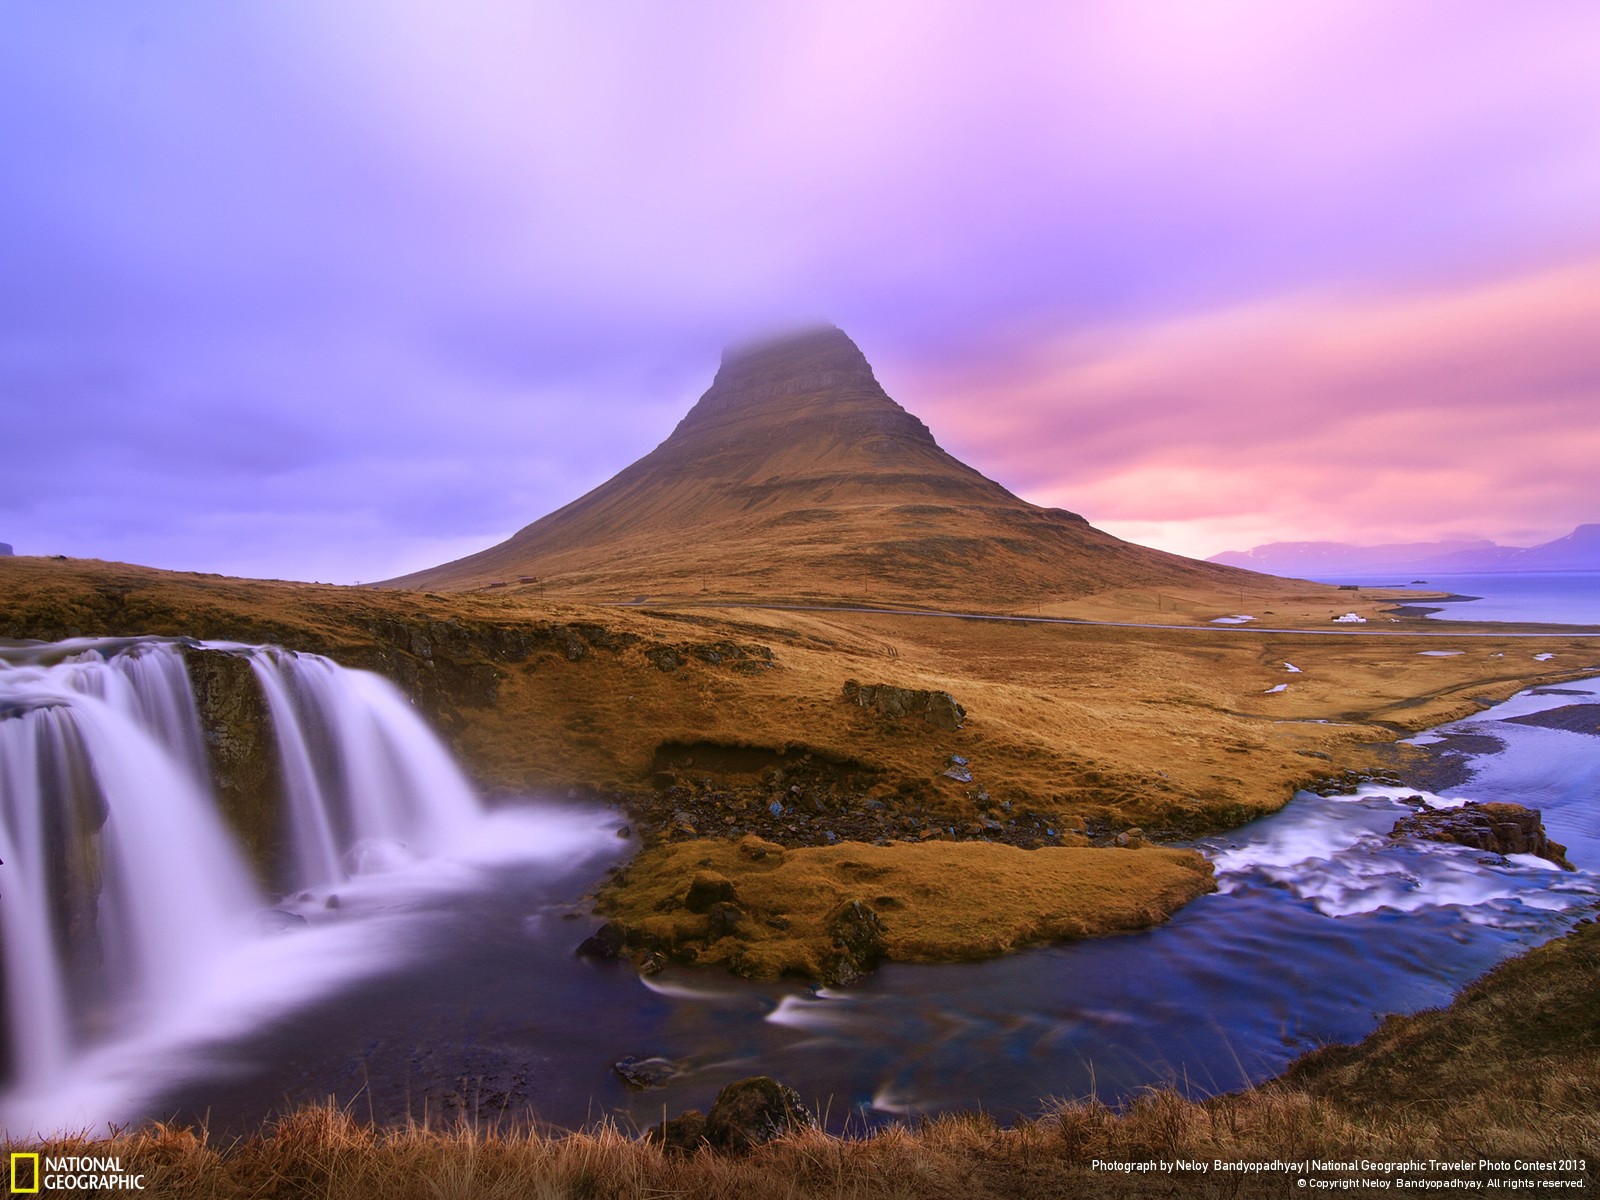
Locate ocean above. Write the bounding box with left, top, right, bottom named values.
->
left=1312, top=570, right=1600, bottom=627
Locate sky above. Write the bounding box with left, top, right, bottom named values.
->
left=3, top=1, right=1598, bottom=583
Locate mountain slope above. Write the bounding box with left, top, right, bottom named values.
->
left=384, top=326, right=1257, bottom=607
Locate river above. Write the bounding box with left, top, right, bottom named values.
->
left=156, top=685, right=1600, bottom=1135
left=2, top=639, right=1597, bottom=1139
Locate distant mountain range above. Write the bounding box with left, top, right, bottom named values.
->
left=1210, top=524, right=1600, bottom=577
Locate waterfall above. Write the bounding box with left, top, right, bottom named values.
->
left=0, top=637, right=484, bottom=1109
left=244, top=648, right=481, bottom=889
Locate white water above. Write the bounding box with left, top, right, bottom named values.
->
left=0, top=638, right=614, bottom=1136
left=241, top=646, right=482, bottom=888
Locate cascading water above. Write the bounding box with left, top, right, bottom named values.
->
left=0, top=636, right=590, bottom=1136
left=243, top=647, right=481, bottom=889
left=0, top=641, right=258, bottom=1096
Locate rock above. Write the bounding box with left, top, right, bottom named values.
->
left=841, top=680, right=966, bottom=730
left=943, top=766, right=973, bottom=783
left=705, top=901, right=744, bottom=942
left=613, top=1055, right=681, bottom=1089
left=576, top=921, right=626, bottom=960
left=257, top=909, right=309, bottom=933
left=184, top=648, right=283, bottom=883
left=646, top=647, right=684, bottom=673
left=823, top=899, right=887, bottom=985
left=637, top=950, right=668, bottom=975
left=737, top=835, right=785, bottom=862
left=0, top=542, right=11, bottom=556
left=684, top=872, right=738, bottom=912
left=647, top=1108, right=707, bottom=1154
left=1391, top=802, right=1573, bottom=870
left=704, top=1076, right=816, bottom=1152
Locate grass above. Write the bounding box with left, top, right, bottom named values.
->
left=599, top=836, right=1216, bottom=979
left=4, top=554, right=1597, bottom=978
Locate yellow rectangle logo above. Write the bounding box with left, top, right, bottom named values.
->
left=9, top=1152, right=40, bottom=1194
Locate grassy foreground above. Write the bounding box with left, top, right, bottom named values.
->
left=8, top=923, right=1596, bottom=1199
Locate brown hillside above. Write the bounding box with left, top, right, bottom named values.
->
left=382, top=325, right=1258, bottom=606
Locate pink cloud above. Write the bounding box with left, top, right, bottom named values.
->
left=907, top=258, right=1600, bottom=558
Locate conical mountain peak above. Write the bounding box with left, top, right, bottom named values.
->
left=670, top=324, right=935, bottom=449
left=384, top=327, right=1244, bottom=605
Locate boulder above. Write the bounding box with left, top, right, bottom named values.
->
left=613, top=1055, right=681, bottom=1089
left=684, top=871, right=737, bottom=912
left=1391, top=801, right=1573, bottom=870
left=704, top=901, right=744, bottom=942
left=647, top=1108, right=707, bottom=1154
left=704, top=1076, right=815, bottom=1152
left=841, top=680, right=965, bottom=730
left=822, top=899, right=887, bottom=985
left=576, top=921, right=626, bottom=960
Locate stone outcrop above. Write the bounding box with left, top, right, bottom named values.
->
left=648, top=1075, right=815, bottom=1154
left=575, top=922, right=626, bottom=960
left=842, top=680, right=965, bottom=730
left=1390, top=801, right=1573, bottom=870
left=683, top=871, right=737, bottom=913
left=822, top=898, right=887, bottom=985
left=184, top=647, right=285, bottom=884
left=0, top=542, right=12, bottom=556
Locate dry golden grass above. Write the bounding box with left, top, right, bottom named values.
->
left=4, top=554, right=1596, bottom=975
left=600, top=836, right=1216, bottom=978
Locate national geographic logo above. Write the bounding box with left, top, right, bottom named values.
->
left=8, top=1154, right=146, bottom=1192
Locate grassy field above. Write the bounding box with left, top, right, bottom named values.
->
left=4, top=554, right=1595, bottom=980
left=4, top=554, right=1599, bottom=1193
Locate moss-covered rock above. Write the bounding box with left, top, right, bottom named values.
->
left=184, top=648, right=285, bottom=886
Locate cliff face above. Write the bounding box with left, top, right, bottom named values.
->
left=382, top=325, right=1249, bottom=606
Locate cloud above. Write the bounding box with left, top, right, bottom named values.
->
left=910, top=258, right=1600, bottom=557
left=2, top=2, right=1598, bottom=578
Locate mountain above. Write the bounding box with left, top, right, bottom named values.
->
left=383, top=325, right=1259, bottom=607
left=1211, top=525, right=1600, bottom=577
left=1209, top=540, right=1500, bottom=575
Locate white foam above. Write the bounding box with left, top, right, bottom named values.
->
left=765, top=991, right=859, bottom=1031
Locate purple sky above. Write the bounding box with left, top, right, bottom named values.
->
left=4, top=3, right=1598, bottom=583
